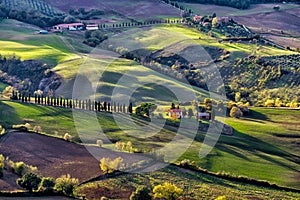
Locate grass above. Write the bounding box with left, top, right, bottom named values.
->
left=0, top=100, right=299, bottom=188
left=54, top=56, right=209, bottom=104
left=0, top=19, right=80, bottom=65
left=115, top=24, right=296, bottom=56
left=76, top=165, right=300, bottom=200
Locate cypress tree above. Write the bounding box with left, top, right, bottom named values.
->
left=113, top=102, right=116, bottom=112
left=38, top=95, right=41, bottom=104
left=128, top=102, right=133, bottom=114
left=28, top=93, right=31, bottom=103
left=123, top=104, right=126, bottom=113
left=108, top=102, right=111, bottom=112
left=103, top=101, right=107, bottom=112
left=63, top=99, right=66, bottom=107
left=97, top=101, right=101, bottom=112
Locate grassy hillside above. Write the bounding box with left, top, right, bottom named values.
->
left=0, top=100, right=299, bottom=188
left=112, top=24, right=294, bottom=56
left=0, top=19, right=79, bottom=65
left=76, top=165, right=300, bottom=199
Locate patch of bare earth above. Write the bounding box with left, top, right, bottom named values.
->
left=0, top=131, right=150, bottom=191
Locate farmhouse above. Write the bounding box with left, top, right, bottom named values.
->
left=86, top=24, right=99, bottom=31
left=53, top=23, right=84, bottom=31
left=193, top=15, right=202, bottom=23
left=197, top=112, right=210, bottom=120
left=168, top=109, right=182, bottom=119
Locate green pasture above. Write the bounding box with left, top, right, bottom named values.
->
left=0, top=101, right=299, bottom=188
left=0, top=19, right=79, bottom=65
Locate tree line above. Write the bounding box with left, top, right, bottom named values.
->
left=10, top=90, right=133, bottom=114
left=169, top=0, right=299, bottom=9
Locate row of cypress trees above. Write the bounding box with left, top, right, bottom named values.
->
left=99, top=19, right=181, bottom=29
left=11, top=91, right=133, bottom=114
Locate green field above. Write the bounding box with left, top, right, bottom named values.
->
left=111, top=24, right=296, bottom=56
left=76, top=165, right=300, bottom=199
left=1, top=101, right=299, bottom=189
left=0, top=19, right=79, bottom=65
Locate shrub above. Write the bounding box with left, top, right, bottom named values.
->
left=14, top=162, right=25, bottom=176
left=0, top=154, right=4, bottom=178
left=6, top=159, right=37, bottom=176
left=229, top=106, right=243, bottom=118
left=215, top=196, right=227, bottom=200
left=153, top=182, right=183, bottom=200
left=130, top=186, right=152, bottom=200
left=0, top=125, right=5, bottom=135
left=33, top=125, right=42, bottom=133
left=12, top=124, right=28, bottom=131
left=17, top=172, right=42, bottom=192
left=54, top=174, right=79, bottom=196
left=64, top=133, right=72, bottom=141
left=96, top=139, right=103, bottom=147
left=115, top=141, right=125, bottom=151
left=38, top=177, right=55, bottom=193
left=100, top=157, right=124, bottom=174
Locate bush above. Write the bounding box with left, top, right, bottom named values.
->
left=64, top=133, right=72, bottom=141
left=0, top=154, right=4, bottom=178
left=96, top=139, right=103, bottom=147
left=215, top=196, right=227, bottom=200
left=14, top=162, right=25, bottom=176
left=33, top=125, right=42, bottom=133
left=0, top=125, right=5, bottom=135
left=229, top=106, right=243, bottom=118
left=13, top=161, right=37, bottom=176
left=54, top=174, right=79, bottom=196
left=100, top=157, right=124, bottom=174
left=17, top=172, right=42, bottom=192
left=38, top=177, right=55, bottom=193
left=153, top=182, right=183, bottom=200
left=130, top=186, right=152, bottom=200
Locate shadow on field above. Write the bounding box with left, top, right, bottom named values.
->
left=216, top=129, right=300, bottom=171
left=0, top=101, right=22, bottom=128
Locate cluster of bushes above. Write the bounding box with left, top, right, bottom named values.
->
left=5, top=158, right=37, bottom=176
left=83, top=30, right=108, bottom=47
left=115, top=141, right=133, bottom=152
left=16, top=172, right=78, bottom=196
left=0, top=55, right=61, bottom=94
left=99, top=157, right=124, bottom=174
left=129, top=182, right=183, bottom=200
left=69, top=8, right=104, bottom=20
left=223, top=55, right=300, bottom=105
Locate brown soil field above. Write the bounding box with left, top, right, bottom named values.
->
left=44, top=0, right=180, bottom=20
left=234, top=9, right=300, bottom=35
left=0, top=131, right=151, bottom=191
